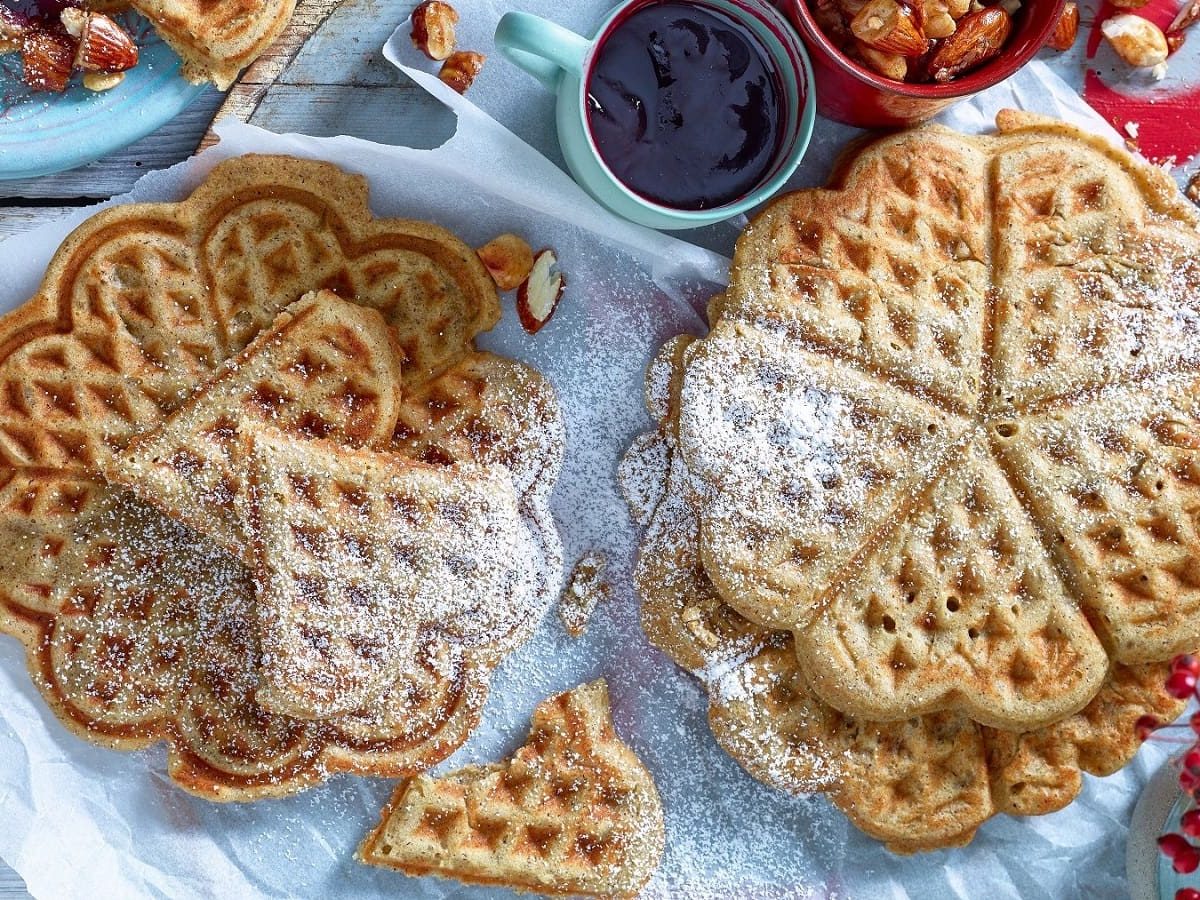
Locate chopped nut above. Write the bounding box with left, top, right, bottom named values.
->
left=438, top=49, right=484, bottom=93
left=83, top=70, right=124, bottom=91
left=516, top=248, right=565, bottom=334
left=477, top=233, right=535, bottom=291
left=1047, top=2, right=1079, bottom=52
left=1102, top=14, right=1169, bottom=68
left=67, top=10, right=139, bottom=73
left=558, top=551, right=609, bottom=638
left=928, top=7, right=1011, bottom=82
left=681, top=605, right=720, bottom=649
left=850, top=0, right=927, bottom=56
left=857, top=41, right=908, bottom=80
left=1186, top=172, right=1200, bottom=207
left=920, top=0, right=972, bottom=40
left=410, top=0, right=458, bottom=61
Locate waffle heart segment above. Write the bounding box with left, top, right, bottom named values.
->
left=110, top=290, right=403, bottom=561
left=242, top=422, right=539, bottom=720
left=359, top=680, right=664, bottom=898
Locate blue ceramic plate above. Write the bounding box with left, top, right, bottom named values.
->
left=0, top=12, right=208, bottom=180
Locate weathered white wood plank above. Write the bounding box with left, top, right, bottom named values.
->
left=0, top=867, right=28, bottom=898
left=0, top=90, right=225, bottom=200
left=250, top=82, right=454, bottom=147
left=0, top=207, right=75, bottom=238
left=280, top=0, right=418, bottom=88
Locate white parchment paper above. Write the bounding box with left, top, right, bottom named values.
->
left=0, top=16, right=1181, bottom=899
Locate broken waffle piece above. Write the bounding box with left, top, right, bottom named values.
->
left=359, top=679, right=664, bottom=898
left=559, top=551, right=610, bottom=638
left=243, top=422, right=539, bottom=720
left=110, top=290, right=403, bottom=562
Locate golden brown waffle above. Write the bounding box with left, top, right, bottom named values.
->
left=673, top=113, right=1200, bottom=730
left=243, top=423, right=538, bottom=720
left=359, top=680, right=664, bottom=898
left=111, top=290, right=403, bottom=561
left=92, top=0, right=296, bottom=90
left=0, top=469, right=495, bottom=798
left=627, top=348, right=1185, bottom=852
left=0, top=355, right=558, bottom=798
left=0, top=153, right=498, bottom=477
left=0, top=155, right=564, bottom=799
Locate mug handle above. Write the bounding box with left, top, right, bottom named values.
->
left=494, top=12, right=591, bottom=91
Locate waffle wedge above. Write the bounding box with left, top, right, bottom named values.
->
left=360, top=680, right=663, bottom=897
left=111, top=290, right=402, bottom=561
left=90, top=0, right=296, bottom=90
left=243, top=423, right=538, bottom=720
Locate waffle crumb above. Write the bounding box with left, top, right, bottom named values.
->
left=558, top=551, right=610, bottom=638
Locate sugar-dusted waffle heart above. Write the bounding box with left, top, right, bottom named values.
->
left=670, top=112, right=1200, bottom=732
left=243, top=423, right=539, bottom=720
left=623, top=336, right=1185, bottom=852
left=360, top=680, right=663, bottom=898
left=111, top=290, right=403, bottom=561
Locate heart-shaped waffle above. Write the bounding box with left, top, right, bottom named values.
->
left=0, top=156, right=565, bottom=799
left=111, top=290, right=404, bottom=560
left=673, top=113, right=1200, bottom=731
left=243, top=423, right=540, bottom=720
left=622, top=337, right=1185, bottom=852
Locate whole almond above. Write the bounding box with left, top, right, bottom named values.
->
left=927, top=7, right=1011, bottom=82
left=1047, top=2, right=1079, bottom=52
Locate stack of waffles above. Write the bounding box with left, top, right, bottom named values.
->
left=620, top=112, right=1200, bottom=852
left=0, top=154, right=565, bottom=800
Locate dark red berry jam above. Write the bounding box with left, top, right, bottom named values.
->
left=585, top=1, right=785, bottom=211
left=5, top=1, right=79, bottom=28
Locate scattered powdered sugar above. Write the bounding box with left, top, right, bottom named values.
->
left=677, top=327, right=857, bottom=528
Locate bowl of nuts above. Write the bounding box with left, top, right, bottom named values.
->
left=784, top=0, right=1068, bottom=127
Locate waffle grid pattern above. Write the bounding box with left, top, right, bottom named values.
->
left=682, top=118, right=1200, bottom=730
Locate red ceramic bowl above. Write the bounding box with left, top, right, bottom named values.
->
left=782, top=0, right=1067, bottom=127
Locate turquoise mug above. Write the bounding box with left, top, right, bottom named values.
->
left=494, top=0, right=816, bottom=231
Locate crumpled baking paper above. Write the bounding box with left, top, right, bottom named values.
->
left=0, top=11, right=1181, bottom=899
